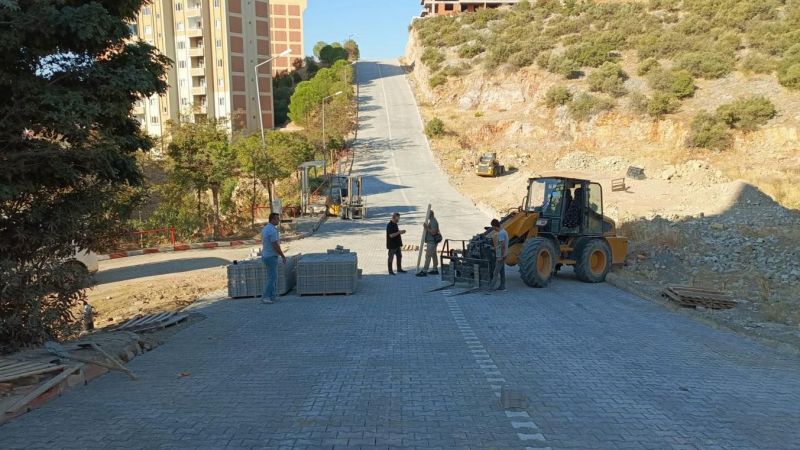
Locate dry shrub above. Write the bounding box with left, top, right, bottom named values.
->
left=619, top=218, right=686, bottom=249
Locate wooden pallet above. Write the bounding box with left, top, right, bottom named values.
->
left=114, top=311, right=188, bottom=333
left=0, top=360, right=66, bottom=384
left=662, top=286, right=737, bottom=310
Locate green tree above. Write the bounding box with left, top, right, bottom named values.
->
left=167, top=119, right=236, bottom=239
left=343, top=39, right=360, bottom=62
left=319, top=45, right=350, bottom=66
left=313, top=41, right=328, bottom=59
left=287, top=60, right=355, bottom=160
left=0, top=0, right=169, bottom=351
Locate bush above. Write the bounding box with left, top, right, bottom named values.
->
left=545, top=85, right=573, bottom=108
left=647, top=92, right=680, bottom=118
left=637, top=57, right=661, bottom=76
left=715, top=96, right=777, bottom=132
left=628, top=90, right=649, bottom=115
left=429, top=73, right=447, bottom=88
left=459, top=43, right=485, bottom=59
left=740, top=53, right=779, bottom=74
left=686, top=112, right=732, bottom=150
left=421, top=47, right=445, bottom=72
left=647, top=69, right=695, bottom=99
left=540, top=52, right=581, bottom=79
left=675, top=51, right=735, bottom=79
left=567, top=93, right=615, bottom=121
left=425, top=117, right=445, bottom=137
left=587, top=62, right=628, bottom=97
left=778, top=63, right=800, bottom=90
left=564, top=41, right=617, bottom=68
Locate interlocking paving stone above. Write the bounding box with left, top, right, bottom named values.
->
left=2, top=61, right=799, bottom=449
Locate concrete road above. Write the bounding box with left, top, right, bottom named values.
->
left=1, top=61, right=799, bottom=449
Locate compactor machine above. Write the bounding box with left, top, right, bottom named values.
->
left=440, top=176, right=627, bottom=290
left=475, top=152, right=505, bottom=177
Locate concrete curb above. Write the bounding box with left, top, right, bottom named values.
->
left=98, top=215, right=327, bottom=261
left=97, top=239, right=259, bottom=261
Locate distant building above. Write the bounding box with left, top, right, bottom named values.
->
left=420, top=0, right=522, bottom=17
left=130, top=0, right=306, bottom=140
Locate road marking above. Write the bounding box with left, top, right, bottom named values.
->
left=444, top=296, right=551, bottom=448
left=375, top=62, right=410, bottom=207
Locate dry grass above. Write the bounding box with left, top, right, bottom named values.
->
left=619, top=219, right=688, bottom=250
left=724, top=167, right=800, bottom=210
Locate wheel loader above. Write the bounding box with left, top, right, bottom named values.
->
left=440, top=176, right=627, bottom=290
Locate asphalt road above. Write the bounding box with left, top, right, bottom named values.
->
left=1, top=61, right=798, bottom=449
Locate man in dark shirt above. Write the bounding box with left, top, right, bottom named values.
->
left=386, top=212, right=406, bottom=275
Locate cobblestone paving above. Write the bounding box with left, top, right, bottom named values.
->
left=1, top=62, right=799, bottom=449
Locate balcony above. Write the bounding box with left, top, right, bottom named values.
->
left=192, top=85, right=207, bottom=96
left=190, top=66, right=206, bottom=77
left=188, top=46, right=205, bottom=57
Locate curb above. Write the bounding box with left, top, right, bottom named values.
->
left=98, top=239, right=259, bottom=261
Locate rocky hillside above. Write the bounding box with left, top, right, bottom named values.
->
left=403, top=1, right=800, bottom=342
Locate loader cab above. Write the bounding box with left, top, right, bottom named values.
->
left=525, top=177, right=607, bottom=236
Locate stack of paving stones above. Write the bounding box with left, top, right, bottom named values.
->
left=296, top=248, right=359, bottom=295
left=226, top=255, right=299, bottom=298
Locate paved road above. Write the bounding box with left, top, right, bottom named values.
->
left=2, top=61, right=799, bottom=449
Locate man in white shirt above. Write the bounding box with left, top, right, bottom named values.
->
left=490, top=219, right=508, bottom=291
left=260, top=213, right=286, bottom=304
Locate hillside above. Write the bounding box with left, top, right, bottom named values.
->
left=403, top=1, right=800, bottom=341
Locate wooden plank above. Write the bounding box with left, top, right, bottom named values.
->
left=132, top=314, right=189, bottom=332
left=0, top=365, right=65, bottom=383
left=118, top=316, right=148, bottom=329
left=416, top=204, right=432, bottom=274
left=0, top=362, right=36, bottom=372
left=0, top=363, right=54, bottom=375
left=5, top=365, right=81, bottom=414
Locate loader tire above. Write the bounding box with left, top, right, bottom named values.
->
left=574, top=239, right=611, bottom=283
left=519, top=237, right=557, bottom=288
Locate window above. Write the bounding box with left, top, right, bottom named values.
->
left=179, top=78, right=187, bottom=87
left=148, top=97, right=156, bottom=106
left=181, top=98, right=189, bottom=106
left=215, top=39, right=222, bottom=48
left=144, top=25, right=152, bottom=34
left=218, top=97, right=225, bottom=106
left=175, top=2, right=182, bottom=11
left=215, top=19, right=221, bottom=29
left=177, top=21, right=184, bottom=31
left=177, top=41, right=185, bottom=50
left=586, top=183, right=604, bottom=234
left=214, top=0, right=220, bottom=6
left=217, top=58, right=223, bottom=67
left=178, top=60, right=186, bottom=69
left=142, top=6, right=151, bottom=15
left=150, top=116, right=159, bottom=124
left=217, top=77, right=224, bottom=87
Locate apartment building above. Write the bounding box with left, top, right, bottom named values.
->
left=420, top=0, right=522, bottom=17
left=131, top=0, right=306, bottom=139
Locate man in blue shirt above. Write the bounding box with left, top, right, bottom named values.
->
left=261, top=213, right=286, bottom=304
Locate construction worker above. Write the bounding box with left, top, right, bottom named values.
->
left=260, top=213, right=287, bottom=304
left=386, top=212, right=407, bottom=275
left=417, top=209, right=441, bottom=277
left=490, top=219, right=508, bottom=291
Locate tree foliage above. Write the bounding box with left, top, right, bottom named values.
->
left=0, top=0, right=169, bottom=352
left=167, top=119, right=235, bottom=239
left=287, top=60, right=355, bottom=158
left=319, top=44, right=349, bottom=66
left=342, top=39, right=360, bottom=62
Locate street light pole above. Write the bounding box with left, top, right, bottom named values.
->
left=251, top=48, right=291, bottom=226
left=322, top=91, right=343, bottom=173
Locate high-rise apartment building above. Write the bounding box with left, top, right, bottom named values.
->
left=131, top=0, right=306, bottom=139
left=269, top=0, right=307, bottom=75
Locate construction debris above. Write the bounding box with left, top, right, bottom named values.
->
left=113, top=311, right=188, bottom=333
left=0, top=360, right=67, bottom=384
left=44, top=342, right=137, bottom=380
left=662, top=286, right=737, bottom=310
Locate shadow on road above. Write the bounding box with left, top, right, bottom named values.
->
left=95, top=257, right=232, bottom=285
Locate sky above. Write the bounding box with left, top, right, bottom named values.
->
left=303, top=0, right=422, bottom=61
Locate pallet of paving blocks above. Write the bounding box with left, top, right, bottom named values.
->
left=296, top=251, right=359, bottom=296
left=227, top=255, right=300, bottom=298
